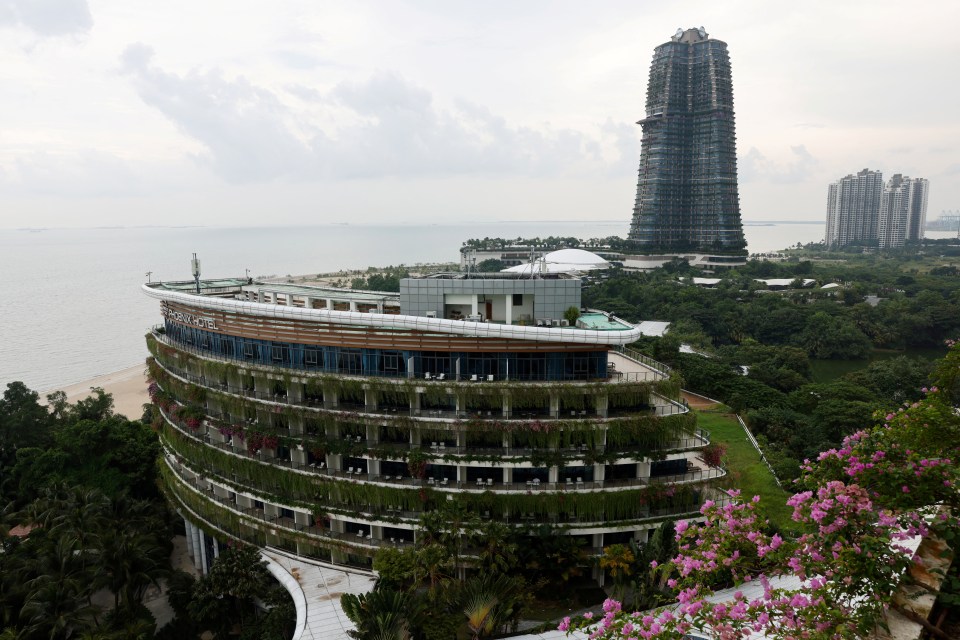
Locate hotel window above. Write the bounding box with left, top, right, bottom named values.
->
left=512, top=294, right=523, bottom=306
left=337, top=349, right=362, bottom=374
left=305, top=347, right=322, bottom=368
left=243, top=342, right=258, bottom=361
left=271, top=343, right=288, bottom=363
left=381, top=351, right=401, bottom=375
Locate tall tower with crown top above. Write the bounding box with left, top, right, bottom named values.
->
left=627, top=27, right=746, bottom=257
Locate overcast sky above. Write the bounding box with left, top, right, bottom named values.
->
left=1, top=0, right=958, bottom=229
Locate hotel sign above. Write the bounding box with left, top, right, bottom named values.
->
left=162, top=303, right=218, bottom=330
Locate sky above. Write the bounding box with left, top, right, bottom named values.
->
left=0, top=0, right=958, bottom=229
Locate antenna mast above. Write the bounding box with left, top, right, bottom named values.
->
left=191, top=253, right=201, bottom=294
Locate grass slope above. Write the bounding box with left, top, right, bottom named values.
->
left=696, top=410, right=794, bottom=530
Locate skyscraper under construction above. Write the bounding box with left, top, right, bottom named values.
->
left=628, top=27, right=746, bottom=256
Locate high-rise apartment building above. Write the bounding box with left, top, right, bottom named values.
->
left=825, top=169, right=884, bottom=249
left=878, top=174, right=909, bottom=249
left=878, top=174, right=930, bottom=248
left=827, top=170, right=929, bottom=249
left=627, top=27, right=746, bottom=256
left=904, top=176, right=930, bottom=242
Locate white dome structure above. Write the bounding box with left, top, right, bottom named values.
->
left=502, top=248, right=610, bottom=275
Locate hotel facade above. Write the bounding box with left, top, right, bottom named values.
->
left=145, top=273, right=723, bottom=573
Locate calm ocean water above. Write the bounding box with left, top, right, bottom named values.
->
left=1, top=221, right=946, bottom=391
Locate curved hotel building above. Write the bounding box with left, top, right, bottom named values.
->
left=145, top=272, right=722, bottom=572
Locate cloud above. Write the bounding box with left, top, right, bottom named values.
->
left=739, top=145, right=818, bottom=184
left=0, top=0, right=92, bottom=36
left=120, top=44, right=316, bottom=183
left=3, top=150, right=143, bottom=197
left=119, top=50, right=628, bottom=183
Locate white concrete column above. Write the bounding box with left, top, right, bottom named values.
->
left=349, top=301, right=357, bottom=312
left=292, top=446, right=308, bottom=466
left=471, top=295, right=479, bottom=316
left=636, top=461, right=651, bottom=480
left=505, top=298, right=512, bottom=325
left=212, top=536, right=220, bottom=559
left=549, top=467, right=559, bottom=483
left=596, top=395, right=609, bottom=418
left=288, top=381, right=304, bottom=404
left=285, top=294, right=294, bottom=306
left=191, top=524, right=203, bottom=571
left=184, top=518, right=195, bottom=558
left=198, top=529, right=209, bottom=574
left=364, top=388, right=377, bottom=411
left=549, top=393, right=560, bottom=419
left=326, top=298, right=333, bottom=310
left=305, top=296, right=314, bottom=309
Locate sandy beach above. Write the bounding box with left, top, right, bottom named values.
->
left=44, top=364, right=150, bottom=420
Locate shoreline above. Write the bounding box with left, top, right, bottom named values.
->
left=44, top=364, right=149, bottom=420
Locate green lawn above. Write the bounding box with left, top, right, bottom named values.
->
left=695, top=411, right=794, bottom=530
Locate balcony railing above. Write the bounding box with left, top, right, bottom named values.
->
left=162, top=407, right=725, bottom=496
left=165, top=453, right=710, bottom=532
left=152, top=355, right=687, bottom=424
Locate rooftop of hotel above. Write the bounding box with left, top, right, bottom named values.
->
left=144, top=273, right=669, bottom=344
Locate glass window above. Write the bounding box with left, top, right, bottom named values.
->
left=337, top=349, right=362, bottom=374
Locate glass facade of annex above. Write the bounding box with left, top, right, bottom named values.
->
left=163, top=321, right=609, bottom=382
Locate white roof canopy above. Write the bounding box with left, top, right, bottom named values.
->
left=502, top=248, right=610, bottom=274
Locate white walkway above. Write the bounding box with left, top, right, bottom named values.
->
left=260, top=547, right=587, bottom=640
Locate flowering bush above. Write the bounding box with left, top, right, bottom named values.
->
left=699, top=442, right=727, bottom=468
left=562, top=341, right=960, bottom=639
left=218, top=423, right=245, bottom=441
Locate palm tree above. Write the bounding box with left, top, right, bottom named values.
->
left=341, top=588, right=424, bottom=640
left=97, top=495, right=169, bottom=615
left=459, top=574, right=525, bottom=639
left=18, top=537, right=99, bottom=639
left=599, top=543, right=635, bottom=601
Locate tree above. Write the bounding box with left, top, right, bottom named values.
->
left=475, top=259, right=505, bottom=272
left=562, top=341, right=960, bottom=639
left=189, top=544, right=275, bottom=637
left=0, top=382, right=53, bottom=459
left=599, top=544, right=634, bottom=601
left=341, top=587, right=424, bottom=640
left=459, top=574, right=527, bottom=639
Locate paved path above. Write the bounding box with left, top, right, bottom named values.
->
left=259, top=548, right=587, bottom=640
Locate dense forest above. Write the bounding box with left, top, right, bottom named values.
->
left=0, top=385, right=293, bottom=640
left=582, top=249, right=960, bottom=480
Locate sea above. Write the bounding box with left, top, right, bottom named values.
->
left=1, top=221, right=954, bottom=392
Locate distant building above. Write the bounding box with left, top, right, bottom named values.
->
left=904, top=177, right=930, bottom=242
left=627, top=27, right=746, bottom=258
left=878, top=175, right=930, bottom=248
left=825, top=169, right=884, bottom=249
